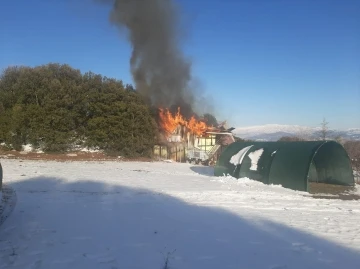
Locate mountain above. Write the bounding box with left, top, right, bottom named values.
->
left=232, top=124, right=360, bottom=141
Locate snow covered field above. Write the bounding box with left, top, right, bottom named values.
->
left=0, top=159, right=359, bottom=269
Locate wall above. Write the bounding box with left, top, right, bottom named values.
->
left=153, top=144, right=186, bottom=162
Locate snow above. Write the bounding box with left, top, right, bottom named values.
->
left=232, top=124, right=316, bottom=137
left=348, top=184, right=360, bottom=195
left=21, top=144, right=33, bottom=153
left=79, top=147, right=101, bottom=153
left=20, top=144, right=44, bottom=154
left=0, top=159, right=360, bottom=269
left=347, top=128, right=360, bottom=135
left=232, top=124, right=360, bottom=141
left=18, top=144, right=101, bottom=154
left=229, top=145, right=253, bottom=166
left=248, top=148, right=264, bottom=171
left=240, top=124, right=314, bottom=132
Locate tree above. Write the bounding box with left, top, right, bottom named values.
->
left=343, top=140, right=360, bottom=175
left=0, top=63, right=158, bottom=157
left=320, top=117, right=329, bottom=140
left=85, top=86, right=158, bottom=157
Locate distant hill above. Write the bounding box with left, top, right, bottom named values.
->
left=232, top=124, right=360, bottom=141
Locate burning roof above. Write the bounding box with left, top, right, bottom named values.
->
left=158, top=107, right=210, bottom=137
left=158, top=107, right=232, bottom=138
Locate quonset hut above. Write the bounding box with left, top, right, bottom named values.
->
left=214, top=141, right=354, bottom=192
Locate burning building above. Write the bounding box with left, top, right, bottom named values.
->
left=97, top=0, right=233, bottom=163
left=154, top=108, right=235, bottom=165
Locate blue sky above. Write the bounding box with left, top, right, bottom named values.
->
left=1, top=0, right=359, bottom=129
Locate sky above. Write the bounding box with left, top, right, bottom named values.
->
left=0, top=0, right=359, bottom=130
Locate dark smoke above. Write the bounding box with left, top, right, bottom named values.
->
left=97, top=0, right=197, bottom=118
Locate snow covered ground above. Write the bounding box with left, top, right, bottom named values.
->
left=0, top=159, right=359, bottom=269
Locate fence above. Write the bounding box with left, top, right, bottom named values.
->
left=153, top=144, right=186, bottom=162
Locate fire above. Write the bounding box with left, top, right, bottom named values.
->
left=158, top=107, right=186, bottom=135
left=158, top=107, right=209, bottom=136
left=187, top=116, right=208, bottom=136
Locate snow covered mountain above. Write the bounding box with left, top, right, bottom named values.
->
left=232, top=124, right=360, bottom=141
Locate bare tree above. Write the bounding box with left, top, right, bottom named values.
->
left=320, top=117, right=329, bottom=140
left=343, top=140, right=360, bottom=182
left=343, top=141, right=360, bottom=165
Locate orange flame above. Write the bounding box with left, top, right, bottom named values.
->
left=158, top=107, right=209, bottom=136
left=187, top=116, right=208, bottom=136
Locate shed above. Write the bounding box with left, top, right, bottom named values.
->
left=214, top=141, right=354, bottom=192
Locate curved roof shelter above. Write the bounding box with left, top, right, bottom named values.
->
left=214, top=141, right=354, bottom=192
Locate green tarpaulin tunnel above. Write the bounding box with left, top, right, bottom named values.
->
left=214, top=141, right=354, bottom=192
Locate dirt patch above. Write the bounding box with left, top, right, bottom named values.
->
left=0, top=150, right=153, bottom=163
left=311, top=194, right=360, bottom=200
left=309, top=182, right=360, bottom=200
left=309, top=182, right=355, bottom=195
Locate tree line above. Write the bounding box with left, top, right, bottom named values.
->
left=0, top=63, right=158, bottom=157
left=1, top=62, right=357, bottom=171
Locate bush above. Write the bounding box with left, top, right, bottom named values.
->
left=0, top=63, right=158, bottom=157
left=278, top=136, right=305, bottom=142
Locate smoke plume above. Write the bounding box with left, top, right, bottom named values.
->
left=97, top=0, right=197, bottom=118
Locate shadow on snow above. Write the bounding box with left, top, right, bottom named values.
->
left=0, top=174, right=359, bottom=269
left=189, top=165, right=214, bottom=177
